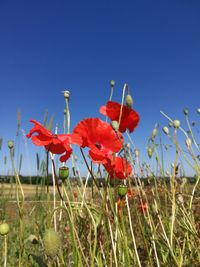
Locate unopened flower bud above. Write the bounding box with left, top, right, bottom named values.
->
left=135, top=149, right=139, bottom=157
left=151, top=128, right=157, bottom=139
left=126, top=94, right=133, bottom=108
left=147, top=147, right=153, bottom=158
left=183, top=108, right=189, bottom=115
left=7, top=140, right=14, bottom=150
left=173, top=120, right=180, bottom=129
left=43, top=229, right=61, bottom=257
left=63, top=90, right=70, bottom=99
left=110, top=80, right=115, bottom=87
left=185, top=138, right=192, bottom=148
left=162, top=126, right=169, bottom=135
left=0, top=223, right=9, bottom=235
left=111, top=121, right=119, bottom=131
left=168, top=121, right=173, bottom=128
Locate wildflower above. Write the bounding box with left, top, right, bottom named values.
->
left=73, top=118, right=123, bottom=164
left=27, top=120, right=82, bottom=162
left=99, top=101, right=140, bottom=133
left=73, top=191, right=78, bottom=199
left=116, top=198, right=125, bottom=211
left=139, top=201, right=148, bottom=213
left=127, top=188, right=136, bottom=199
left=103, top=156, right=132, bottom=179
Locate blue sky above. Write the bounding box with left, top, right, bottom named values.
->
left=0, top=0, right=200, bottom=176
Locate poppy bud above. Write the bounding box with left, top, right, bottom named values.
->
left=59, top=166, right=69, bottom=182
left=173, top=120, right=180, bottom=129
left=185, top=138, right=192, bottom=148
left=110, top=80, right=115, bottom=87
left=162, top=126, right=169, bottom=135
left=43, top=229, right=61, bottom=257
left=0, top=223, right=9, bottom=235
left=151, top=128, right=157, bottom=139
left=147, top=147, right=153, bottom=158
left=126, top=94, right=133, bottom=108
left=118, top=185, right=128, bottom=198
left=111, top=120, right=119, bottom=131
left=63, top=90, right=70, bottom=99
left=7, top=140, right=14, bottom=150
left=183, top=108, right=189, bottom=115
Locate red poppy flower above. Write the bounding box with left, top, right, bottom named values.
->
left=26, top=119, right=82, bottom=162
left=127, top=188, right=136, bottom=199
left=103, top=156, right=132, bottom=179
left=99, top=101, right=140, bottom=133
left=73, top=118, right=123, bottom=164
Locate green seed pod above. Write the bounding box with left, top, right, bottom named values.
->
left=43, top=229, right=61, bottom=257
left=0, top=223, right=9, bottom=235
left=183, top=108, right=189, bottom=115
left=151, top=128, right=157, bottom=139
left=126, top=94, right=133, bottom=108
left=59, top=166, right=69, bottom=182
left=162, top=126, right=169, bottom=135
left=147, top=147, right=153, bottom=158
left=7, top=140, right=14, bottom=150
left=118, top=185, right=128, bottom=198
left=111, top=120, right=119, bottom=131
left=173, top=120, right=180, bottom=129
left=110, top=80, right=115, bottom=87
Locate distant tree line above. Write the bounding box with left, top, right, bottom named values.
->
left=0, top=175, right=197, bottom=187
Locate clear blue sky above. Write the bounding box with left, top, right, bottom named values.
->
left=0, top=0, right=200, bottom=176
